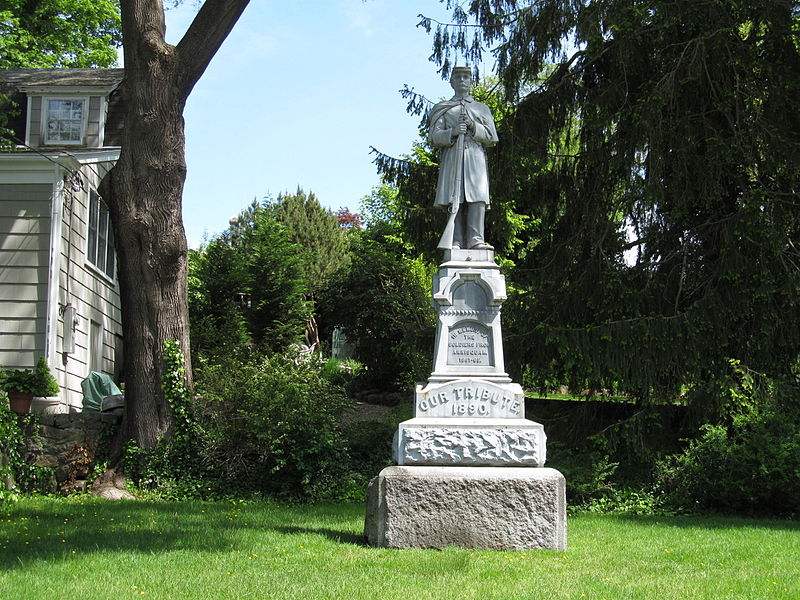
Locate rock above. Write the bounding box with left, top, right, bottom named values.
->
left=92, top=485, right=135, bottom=500
left=365, top=466, right=567, bottom=550
left=91, top=469, right=135, bottom=500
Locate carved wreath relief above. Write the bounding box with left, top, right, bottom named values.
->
left=402, top=428, right=542, bottom=466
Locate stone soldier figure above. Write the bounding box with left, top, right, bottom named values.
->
left=429, top=66, right=499, bottom=250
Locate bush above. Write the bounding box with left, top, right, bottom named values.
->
left=125, top=344, right=364, bottom=502
left=655, top=410, right=800, bottom=515
left=0, top=407, right=54, bottom=498
left=194, top=353, right=356, bottom=501
left=318, top=230, right=436, bottom=390
left=655, top=380, right=800, bottom=516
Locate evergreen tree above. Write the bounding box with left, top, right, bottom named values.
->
left=189, top=201, right=310, bottom=360
left=409, top=1, right=800, bottom=400
left=269, top=188, right=350, bottom=297
left=267, top=189, right=351, bottom=350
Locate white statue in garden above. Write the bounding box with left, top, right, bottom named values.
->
left=428, top=66, right=499, bottom=250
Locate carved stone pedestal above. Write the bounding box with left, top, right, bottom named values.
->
left=366, top=249, right=566, bottom=550
left=429, top=249, right=509, bottom=382
left=393, top=378, right=546, bottom=467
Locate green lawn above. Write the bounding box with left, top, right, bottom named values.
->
left=0, top=497, right=797, bottom=599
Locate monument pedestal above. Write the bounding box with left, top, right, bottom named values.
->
left=366, top=249, right=566, bottom=550
left=365, top=466, right=567, bottom=550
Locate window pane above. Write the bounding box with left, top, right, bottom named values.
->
left=105, top=221, right=116, bottom=279
left=87, top=191, right=116, bottom=279
left=46, top=98, right=84, bottom=143
left=87, top=191, right=98, bottom=265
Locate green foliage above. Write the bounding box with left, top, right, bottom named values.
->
left=193, top=353, right=356, bottom=501
left=319, top=357, right=364, bottom=392
left=0, top=0, right=121, bottom=69
left=0, top=407, right=54, bottom=499
left=318, top=227, right=436, bottom=390
left=655, top=378, right=800, bottom=516
left=125, top=342, right=366, bottom=502
left=1, top=357, right=60, bottom=397
left=189, top=203, right=310, bottom=361
left=269, top=188, right=350, bottom=297
left=123, top=340, right=204, bottom=497
left=577, top=488, right=667, bottom=516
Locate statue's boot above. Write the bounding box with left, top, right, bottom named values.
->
left=466, top=203, right=493, bottom=250
left=450, top=205, right=467, bottom=249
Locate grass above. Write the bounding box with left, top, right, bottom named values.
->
left=0, top=496, right=797, bottom=600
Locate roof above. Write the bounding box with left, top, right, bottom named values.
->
left=0, top=68, right=125, bottom=90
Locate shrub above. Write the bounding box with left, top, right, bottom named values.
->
left=655, top=380, right=800, bottom=516
left=194, top=353, right=356, bottom=501
left=318, top=230, right=436, bottom=390
left=0, top=407, right=54, bottom=498
left=126, top=343, right=363, bottom=502
left=655, top=413, right=800, bottom=515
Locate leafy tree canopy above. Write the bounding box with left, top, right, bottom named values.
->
left=0, top=0, right=121, bottom=68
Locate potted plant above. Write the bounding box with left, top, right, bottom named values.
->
left=1, top=357, right=60, bottom=414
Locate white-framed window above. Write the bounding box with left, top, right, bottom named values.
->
left=87, top=190, right=116, bottom=279
left=90, top=320, right=104, bottom=373
left=43, top=97, right=87, bottom=145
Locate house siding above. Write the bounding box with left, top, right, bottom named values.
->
left=28, top=97, right=42, bottom=147
left=0, top=183, right=52, bottom=369
left=55, top=164, right=122, bottom=409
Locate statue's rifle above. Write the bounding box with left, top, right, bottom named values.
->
left=437, top=99, right=467, bottom=250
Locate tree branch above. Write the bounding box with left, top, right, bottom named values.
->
left=175, top=0, right=251, bottom=95
left=121, top=0, right=170, bottom=70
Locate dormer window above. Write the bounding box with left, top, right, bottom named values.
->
left=43, top=97, right=88, bottom=145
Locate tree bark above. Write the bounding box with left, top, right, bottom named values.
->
left=99, top=0, right=250, bottom=450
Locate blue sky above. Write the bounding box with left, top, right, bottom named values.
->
left=162, top=0, right=468, bottom=248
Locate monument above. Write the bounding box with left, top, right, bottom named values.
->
left=364, top=68, right=567, bottom=550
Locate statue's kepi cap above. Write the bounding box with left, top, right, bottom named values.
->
left=451, top=66, right=472, bottom=77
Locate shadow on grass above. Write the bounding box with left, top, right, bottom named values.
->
left=0, top=498, right=366, bottom=570
left=272, top=525, right=366, bottom=546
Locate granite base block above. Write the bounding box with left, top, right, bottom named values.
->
left=365, top=466, right=567, bottom=550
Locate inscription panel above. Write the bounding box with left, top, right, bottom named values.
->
left=416, top=380, right=523, bottom=418
left=447, top=322, right=493, bottom=366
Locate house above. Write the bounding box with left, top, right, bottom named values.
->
left=0, top=69, right=125, bottom=413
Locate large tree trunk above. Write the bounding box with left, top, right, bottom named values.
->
left=99, top=0, right=250, bottom=450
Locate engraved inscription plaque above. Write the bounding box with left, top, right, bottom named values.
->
left=447, top=322, right=493, bottom=366
left=415, top=380, right=524, bottom=418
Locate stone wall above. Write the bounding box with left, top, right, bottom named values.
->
left=24, top=411, right=120, bottom=494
